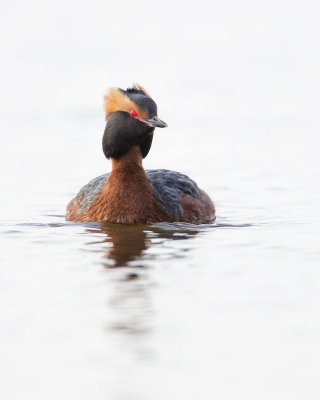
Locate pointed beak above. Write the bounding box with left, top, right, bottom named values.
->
left=145, top=116, right=168, bottom=128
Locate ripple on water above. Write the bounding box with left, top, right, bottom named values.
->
left=1, top=216, right=255, bottom=269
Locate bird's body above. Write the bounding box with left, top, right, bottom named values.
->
left=66, top=85, right=215, bottom=224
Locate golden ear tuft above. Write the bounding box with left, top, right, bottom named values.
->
left=104, top=88, right=136, bottom=118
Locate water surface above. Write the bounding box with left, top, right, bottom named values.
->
left=1, top=129, right=320, bottom=399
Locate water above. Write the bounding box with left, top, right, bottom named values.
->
left=1, top=1, right=320, bottom=399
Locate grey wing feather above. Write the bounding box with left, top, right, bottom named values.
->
left=146, top=169, right=199, bottom=217
left=76, top=173, right=110, bottom=214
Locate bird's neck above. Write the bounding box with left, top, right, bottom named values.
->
left=94, top=146, right=164, bottom=223
left=111, top=146, right=143, bottom=174
left=107, top=145, right=152, bottom=217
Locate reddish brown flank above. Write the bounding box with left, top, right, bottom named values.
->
left=66, top=194, right=83, bottom=221
left=181, top=190, right=215, bottom=224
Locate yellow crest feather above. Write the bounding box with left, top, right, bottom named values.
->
left=103, top=86, right=149, bottom=119
left=104, top=88, right=136, bottom=118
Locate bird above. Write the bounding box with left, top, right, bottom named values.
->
left=66, top=84, right=215, bottom=224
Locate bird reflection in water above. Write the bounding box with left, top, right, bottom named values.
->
left=83, top=223, right=201, bottom=343
left=85, top=222, right=201, bottom=268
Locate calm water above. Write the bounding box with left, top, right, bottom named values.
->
left=1, top=1, right=320, bottom=399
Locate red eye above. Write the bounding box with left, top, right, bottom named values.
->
left=130, top=109, right=138, bottom=118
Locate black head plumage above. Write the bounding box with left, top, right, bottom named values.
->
left=102, top=111, right=155, bottom=159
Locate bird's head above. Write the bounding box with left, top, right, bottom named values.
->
left=102, top=84, right=167, bottom=159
